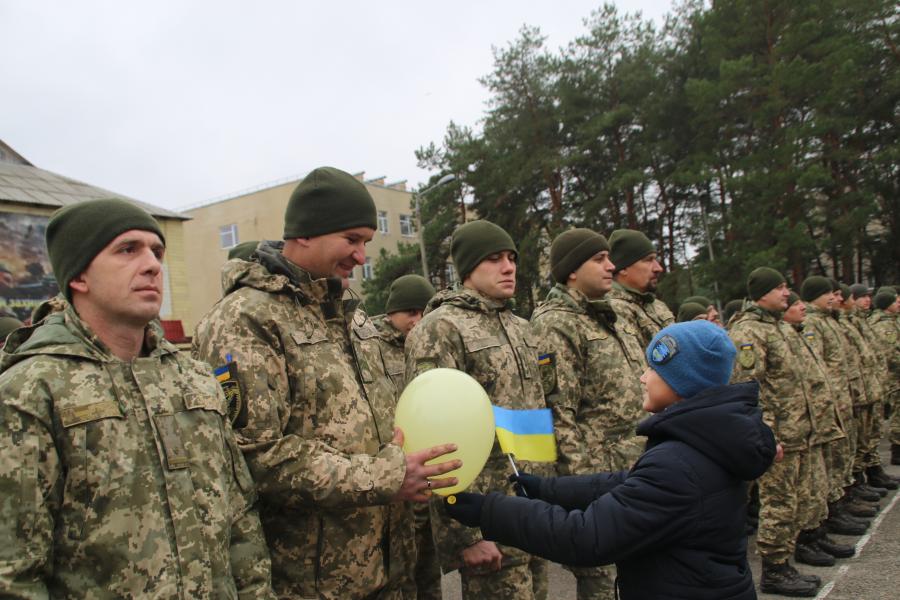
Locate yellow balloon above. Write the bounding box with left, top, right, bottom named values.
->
left=394, top=368, right=495, bottom=496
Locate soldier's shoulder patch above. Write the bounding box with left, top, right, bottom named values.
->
left=214, top=360, right=246, bottom=428
left=804, top=331, right=815, bottom=340
left=887, top=331, right=898, bottom=344
left=416, top=357, right=438, bottom=374
left=538, top=352, right=557, bottom=396
left=738, top=343, right=755, bottom=369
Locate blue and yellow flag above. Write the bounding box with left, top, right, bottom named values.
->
left=492, top=406, right=557, bottom=462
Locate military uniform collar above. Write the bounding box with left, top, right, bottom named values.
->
left=745, top=302, right=783, bottom=322
left=374, top=315, right=406, bottom=346
left=459, top=285, right=511, bottom=312
left=612, top=281, right=656, bottom=305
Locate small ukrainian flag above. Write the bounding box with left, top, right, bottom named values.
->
left=537, top=353, right=552, bottom=366
left=492, top=406, right=557, bottom=462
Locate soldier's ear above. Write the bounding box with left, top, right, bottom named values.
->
left=69, top=272, right=89, bottom=295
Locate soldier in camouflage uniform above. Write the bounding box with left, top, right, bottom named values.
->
left=605, top=229, right=675, bottom=354
left=800, top=277, right=874, bottom=536
left=0, top=199, right=274, bottom=598
left=529, top=229, right=646, bottom=600
left=869, top=288, right=900, bottom=465
left=405, top=220, right=554, bottom=600
left=192, top=168, right=460, bottom=600
left=728, top=267, right=820, bottom=597
left=371, top=274, right=441, bottom=600
left=782, top=291, right=856, bottom=564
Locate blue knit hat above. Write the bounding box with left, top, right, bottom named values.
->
left=646, top=321, right=736, bottom=399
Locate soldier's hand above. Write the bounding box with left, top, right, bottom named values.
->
left=443, top=492, right=484, bottom=527
left=391, top=428, right=461, bottom=503
left=461, top=540, right=503, bottom=571
left=774, top=443, right=784, bottom=463
left=508, top=472, right=543, bottom=498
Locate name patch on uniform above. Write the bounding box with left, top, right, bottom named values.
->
left=215, top=360, right=246, bottom=428
left=538, top=352, right=557, bottom=396
left=738, top=343, right=755, bottom=369
left=59, top=400, right=123, bottom=428
left=649, top=335, right=678, bottom=365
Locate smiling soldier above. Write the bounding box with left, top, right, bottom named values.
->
left=0, top=198, right=274, bottom=598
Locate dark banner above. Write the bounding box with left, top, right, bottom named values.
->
left=0, top=211, right=59, bottom=323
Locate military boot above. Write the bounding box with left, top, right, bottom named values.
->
left=825, top=502, right=868, bottom=536
left=795, top=531, right=835, bottom=567
left=814, top=527, right=854, bottom=559
left=892, top=444, right=900, bottom=466
left=866, top=465, right=899, bottom=490
left=851, top=473, right=885, bottom=500
left=760, top=559, right=818, bottom=597
left=785, top=562, right=822, bottom=587
left=842, top=497, right=878, bottom=518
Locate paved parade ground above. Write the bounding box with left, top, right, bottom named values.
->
left=441, top=427, right=900, bottom=600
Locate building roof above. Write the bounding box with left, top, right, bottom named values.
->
left=0, top=146, right=187, bottom=220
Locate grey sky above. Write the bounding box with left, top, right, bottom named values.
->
left=2, top=1, right=672, bottom=211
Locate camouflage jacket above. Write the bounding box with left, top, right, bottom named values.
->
left=0, top=303, right=272, bottom=599
left=191, top=241, right=409, bottom=600
left=530, top=285, right=646, bottom=476
left=786, top=322, right=846, bottom=445
left=803, top=306, right=855, bottom=437
left=851, top=310, right=890, bottom=391
left=838, top=312, right=883, bottom=406
left=606, top=282, right=675, bottom=355
left=405, top=286, right=554, bottom=572
left=372, top=315, right=408, bottom=392
left=868, top=310, right=900, bottom=395
left=729, top=304, right=813, bottom=452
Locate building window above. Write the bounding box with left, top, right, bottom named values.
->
left=219, top=224, right=239, bottom=249
left=378, top=211, right=389, bottom=234
left=399, top=214, right=416, bottom=237
left=348, top=267, right=356, bottom=280
left=363, top=258, right=373, bottom=280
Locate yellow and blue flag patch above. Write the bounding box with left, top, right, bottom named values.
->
left=492, top=405, right=557, bottom=462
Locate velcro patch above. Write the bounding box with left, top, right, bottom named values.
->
left=738, top=343, right=755, bottom=369
left=539, top=352, right=557, bottom=396
left=649, top=335, right=678, bottom=365
left=215, top=361, right=247, bottom=428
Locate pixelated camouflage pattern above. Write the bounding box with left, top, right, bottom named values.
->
left=868, top=310, right=900, bottom=398
left=372, top=315, right=409, bottom=392
left=729, top=304, right=813, bottom=451
left=797, top=444, right=829, bottom=532
left=756, top=449, right=804, bottom=562
left=405, top=286, right=555, bottom=575
left=803, top=306, right=855, bottom=440
left=0, top=302, right=272, bottom=599
left=606, top=282, right=675, bottom=356
left=192, top=241, right=409, bottom=600
left=837, top=313, right=882, bottom=406
left=785, top=322, right=845, bottom=445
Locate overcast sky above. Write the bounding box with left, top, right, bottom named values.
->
left=2, top=1, right=673, bottom=211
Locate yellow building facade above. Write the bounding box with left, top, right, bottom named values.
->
left=182, top=172, right=418, bottom=334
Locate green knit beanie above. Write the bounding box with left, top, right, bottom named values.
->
left=829, top=278, right=840, bottom=292
left=386, top=274, right=436, bottom=313
left=683, top=295, right=713, bottom=308
left=747, top=267, right=786, bottom=301
left=550, top=228, right=610, bottom=283
left=283, top=167, right=377, bottom=239
left=608, top=229, right=656, bottom=271
left=874, top=288, right=897, bottom=310
left=228, top=241, right=258, bottom=260
left=0, top=316, right=23, bottom=342
left=787, top=291, right=801, bottom=307
left=840, top=284, right=851, bottom=301
left=722, top=299, right=744, bottom=324
left=800, top=276, right=833, bottom=303
left=677, top=302, right=708, bottom=323
left=46, top=198, right=165, bottom=302
left=850, top=283, right=871, bottom=299
left=451, top=220, right=517, bottom=281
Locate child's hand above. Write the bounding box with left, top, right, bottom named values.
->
left=444, top=493, right=485, bottom=528
left=774, top=443, right=784, bottom=463
left=508, top=472, right=543, bottom=498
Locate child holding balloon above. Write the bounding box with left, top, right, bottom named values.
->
left=444, top=320, right=777, bottom=600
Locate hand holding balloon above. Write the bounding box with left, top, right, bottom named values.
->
left=392, top=428, right=460, bottom=503
left=394, top=368, right=495, bottom=496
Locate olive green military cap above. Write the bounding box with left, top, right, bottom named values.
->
left=283, top=167, right=377, bottom=239
left=747, top=267, right=786, bottom=301
left=451, top=220, right=517, bottom=281
left=683, top=295, right=713, bottom=308
left=849, top=283, right=871, bottom=299
left=608, top=229, right=656, bottom=271
left=677, top=302, right=708, bottom=323
left=550, top=228, right=610, bottom=283
left=874, top=288, right=897, bottom=310
left=800, top=276, right=833, bottom=302
left=386, top=274, right=436, bottom=313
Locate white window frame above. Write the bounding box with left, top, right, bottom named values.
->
left=363, top=257, right=373, bottom=280
left=378, top=210, right=389, bottom=234
left=219, top=223, right=239, bottom=249
left=399, top=214, right=416, bottom=237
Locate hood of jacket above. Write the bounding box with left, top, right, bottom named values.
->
left=424, top=285, right=509, bottom=316
left=637, top=381, right=775, bottom=481
left=1, top=303, right=175, bottom=372
left=533, top=284, right=617, bottom=326
left=611, top=281, right=658, bottom=305
left=221, top=240, right=357, bottom=312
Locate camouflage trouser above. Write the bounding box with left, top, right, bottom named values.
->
left=798, top=444, right=829, bottom=531
left=413, top=504, right=442, bottom=600
left=890, top=391, right=900, bottom=446
left=560, top=435, right=643, bottom=600
left=757, top=449, right=804, bottom=563
left=460, top=556, right=548, bottom=600
left=822, top=437, right=852, bottom=503
left=853, top=403, right=882, bottom=470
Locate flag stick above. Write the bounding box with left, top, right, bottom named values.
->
left=507, top=453, right=528, bottom=497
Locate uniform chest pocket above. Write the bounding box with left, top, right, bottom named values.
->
left=290, top=329, right=334, bottom=406
left=461, top=333, right=507, bottom=393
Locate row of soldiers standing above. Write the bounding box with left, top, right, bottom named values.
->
left=0, top=163, right=897, bottom=600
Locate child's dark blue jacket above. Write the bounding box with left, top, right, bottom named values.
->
left=479, top=381, right=775, bottom=600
